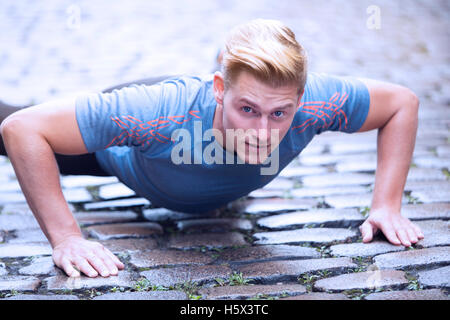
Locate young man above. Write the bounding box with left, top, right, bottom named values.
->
left=0, top=19, right=424, bottom=278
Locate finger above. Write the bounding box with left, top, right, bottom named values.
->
left=396, top=228, right=411, bottom=247
left=360, top=222, right=374, bottom=243
left=73, top=257, right=98, bottom=278
left=379, top=224, right=401, bottom=246
left=410, top=222, right=425, bottom=239
left=102, top=248, right=125, bottom=270
left=60, top=257, right=80, bottom=277
left=96, top=250, right=119, bottom=276
left=85, top=253, right=110, bottom=277
left=405, top=226, right=418, bottom=244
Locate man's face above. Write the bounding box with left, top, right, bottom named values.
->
left=213, top=71, right=303, bottom=164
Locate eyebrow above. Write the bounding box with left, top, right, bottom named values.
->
left=239, top=98, right=295, bottom=111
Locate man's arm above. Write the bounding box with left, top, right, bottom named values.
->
left=0, top=98, right=124, bottom=277
left=355, top=77, right=424, bottom=247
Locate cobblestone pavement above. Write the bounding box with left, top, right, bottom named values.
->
left=0, top=0, right=449, bottom=300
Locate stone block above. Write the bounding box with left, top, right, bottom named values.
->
left=0, top=243, right=52, bottom=258
left=18, top=256, right=59, bottom=276
left=199, top=283, right=306, bottom=300
left=98, top=183, right=136, bottom=200
left=176, top=218, right=253, bottom=232
left=0, top=275, right=41, bottom=291
left=74, top=210, right=139, bottom=227
left=254, top=228, right=357, bottom=245
left=140, top=265, right=232, bottom=287
left=313, top=270, right=408, bottom=292
left=364, top=289, right=449, bottom=300
left=280, top=292, right=349, bottom=300
left=93, top=290, right=187, bottom=300
left=45, top=271, right=134, bottom=291
left=330, top=241, right=406, bottom=258
left=257, top=208, right=364, bottom=230
left=234, top=198, right=317, bottom=215
left=417, top=266, right=450, bottom=288
left=83, top=198, right=150, bottom=211
left=237, top=258, right=357, bottom=283
left=129, top=249, right=213, bottom=268
left=374, top=246, right=450, bottom=270
left=217, top=245, right=320, bottom=264
left=169, top=232, right=247, bottom=250
left=302, top=173, right=375, bottom=188
left=290, top=186, right=368, bottom=199
left=86, top=222, right=163, bottom=240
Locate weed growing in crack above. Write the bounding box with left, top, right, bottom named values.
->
left=175, top=280, right=202, bottom=300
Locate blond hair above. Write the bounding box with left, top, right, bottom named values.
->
left=222, top=19, right=308, bottom=94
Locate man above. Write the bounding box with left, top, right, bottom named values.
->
left=0, top=19, right=424, bottom=278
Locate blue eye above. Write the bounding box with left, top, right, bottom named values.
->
left=242, top=106, right=252, bottom=113
left=273, top=111, right=284, bottom=118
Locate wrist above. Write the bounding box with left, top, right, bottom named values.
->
left=51, top=232, right=84, bottom=249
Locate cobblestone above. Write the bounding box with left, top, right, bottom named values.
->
left=5, top=294, right=80, bottom=300
left=129, top=249, right=213, bottom=268
left=176, top=218, right=253, bottom=232
left=301, top=173, right=375, bottom=188
left=86, top=222, right=163, bottom=240
left=18, top=256, right=59, bottom=276
left=140, top=265, right=232, bottom=287
left=45, top=271, right=135, bottom=291
left=74, top=210, right=140, bottom=227
left=217, top=245, right=320, bottom=264
left=290, top=186, right=369, bottom=199
left=257, top=208, right=364, bottom=229
left=364, top=289, right=449, bottom=300
left=98, top=183, right=136, bottom=200
left=374, top=247, right=450, bottom=270
left=237, top=258, right=357, bottom=283
left=313, top=270, right=408, bottom=292
left=0, top=243, right=52, bottom=258
left=280, top=292, right=350, bottom=300
left=254, top=228, right=357, bottom=245
left=198, top=283, right=306, bottom=300
left=92, top=290, right=187, bottom=300
left=168, top=232, right=247, bottom=250
left=235, top=198, right=318, bottom=215
left=0, top=276, right=41, bottom=291
left=330, top=241, right=406, bottom=258
left=417, top=266, right=450, bottom=288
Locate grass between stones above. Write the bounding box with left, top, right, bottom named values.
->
left=443, top=168, right=450, bottom=179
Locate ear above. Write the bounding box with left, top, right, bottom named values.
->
left=213, top=71, right=225, bottom=105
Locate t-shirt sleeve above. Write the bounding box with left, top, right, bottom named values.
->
left=305, top=73, right=371, bottom=134
left=75, top=83, right=165, bottom=153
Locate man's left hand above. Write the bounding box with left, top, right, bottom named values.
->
left=359, top=208, right=424, bottom=247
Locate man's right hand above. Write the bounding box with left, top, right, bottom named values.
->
left=52, top=235, right=125, bottom=278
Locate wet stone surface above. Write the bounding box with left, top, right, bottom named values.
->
left=0, top=0, right=449, bottom=300
left=313, top=270, right=408, bottom=292
left=253, top=228, right=358, bottom=245
left=374, top=247, right=450, bottom=270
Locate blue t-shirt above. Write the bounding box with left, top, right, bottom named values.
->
left=75, top=72, right=370, bottom=213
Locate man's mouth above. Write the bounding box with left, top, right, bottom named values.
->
left=245, top=141, right=271, bottom=149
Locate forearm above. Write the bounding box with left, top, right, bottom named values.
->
left=371, top=100, right=419, bottom=212
left=1, top=120, right=82, bottom=247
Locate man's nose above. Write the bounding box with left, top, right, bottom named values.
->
left=256, top=117, right=271, bottom=145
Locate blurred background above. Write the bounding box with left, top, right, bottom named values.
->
left=0, top=0, right=448, bottom=107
